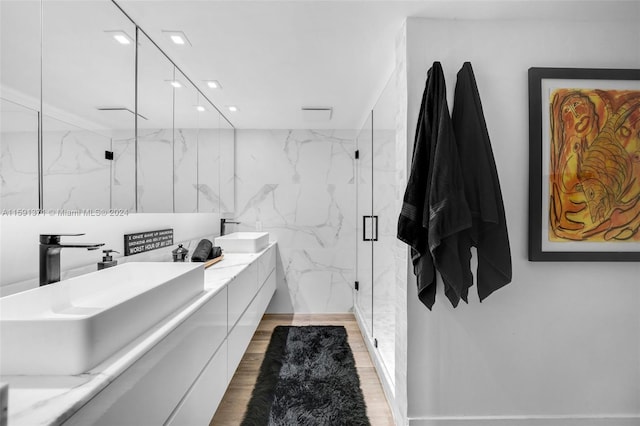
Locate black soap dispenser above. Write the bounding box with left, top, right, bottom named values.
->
left=98, top=249, right=119, bottom=270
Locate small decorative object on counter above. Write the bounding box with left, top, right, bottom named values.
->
left=191, top=239, right=213, bottom=262
left=172, top=244, right=189, bottom=262
left=98, top=249, right=119, bottom=270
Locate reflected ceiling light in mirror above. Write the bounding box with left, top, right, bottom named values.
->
left=228, top=106, right=238, bottom=112
left=205, top=80, right=222, bottom=89
left=196, top=105, right=206, bottom=112
left=166, top=80, right=182, bottom=88
left=161, top=30, right=192, bottom=46
left=105, top=30, right=133, bottom=45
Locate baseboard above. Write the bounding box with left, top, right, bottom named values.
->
left=408, top=414, right=640, bottom=426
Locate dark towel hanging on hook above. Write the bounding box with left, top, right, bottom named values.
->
left=452, top=62, right=512, bottom=301
left=397, top=62, right=472, bottom=310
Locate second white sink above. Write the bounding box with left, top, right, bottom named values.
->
left=214, top=232, right=269, bottom=253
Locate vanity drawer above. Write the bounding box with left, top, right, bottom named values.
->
left=227, top=262, right=258, bottom=331
left=166, top=341, right=227, bottom=426
left=257, top=244, right=276, bottom=287
left=64, top=288, right=227, bottom=426
left=227, top=270, right=276, bottom=383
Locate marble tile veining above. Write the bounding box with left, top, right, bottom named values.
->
left=236, top=129, right=356, bottom=313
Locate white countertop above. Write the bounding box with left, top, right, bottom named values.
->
left=0, top=243, right=275, bottom=426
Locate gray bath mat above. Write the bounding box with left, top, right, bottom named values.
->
left=241, top=325, right=370, bottom=426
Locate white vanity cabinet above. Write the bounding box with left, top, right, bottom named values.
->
left=228, top=262, right=275, bottom=382
left=64, top=286, right=228, bottom=426
left=64, top=244, right=276, bottom=426
left=228, top=262, right=258, bottom=330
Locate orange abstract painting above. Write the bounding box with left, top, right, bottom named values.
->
left=548, top=88, right=640, bottom=242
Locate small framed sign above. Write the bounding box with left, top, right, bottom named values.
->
left=124, top=228, right=174, bottom=256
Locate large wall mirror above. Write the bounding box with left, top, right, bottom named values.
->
left=42, top=0, right=135, bottom=210
left=1, top=1, right=42, bottom=210
left=0, top=0, right=235, bottom=214
left=137, top=31, right=174, bottom=213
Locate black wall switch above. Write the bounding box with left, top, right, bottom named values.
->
left=105, top=150, right=114, bottom=160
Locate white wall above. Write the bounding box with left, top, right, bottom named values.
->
left=0, top=213, right=220, bottom=295
left=403, top=17, right=640, bottom=425
left=235, top=129, right=356, bottom=313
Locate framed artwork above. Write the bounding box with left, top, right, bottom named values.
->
left=528, top=67, right=640, bottom=261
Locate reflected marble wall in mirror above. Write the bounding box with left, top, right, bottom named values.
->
left=174, top=70, right=199, bottom=213
left=137, top=31, right=174, bottom=213
left=219, top=118, right=235, bottom=214
left=1, top=1, right=41, bottom=210
left=196, top=99, right=222, bottom=213
left=0, top=100, right=40, bottom=209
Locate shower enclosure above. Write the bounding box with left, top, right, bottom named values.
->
left=355, top=72, right=399, bottom=389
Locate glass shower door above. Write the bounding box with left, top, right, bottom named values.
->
left=371, top=73, right=397, bottom=385
left=355, top=112, right=373, bottom=338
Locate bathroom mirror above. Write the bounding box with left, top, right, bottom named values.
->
left=137, top=32, right=175, bottom=213
left=0, top=0, right=234, bottom=214
left=0, top=99, right=40, bottom=209
left=173, top=71, right=200, bottom=213
left=197, top=100, right=222, bottom=213
left=0, top=1, right=41, bottom=210
left=219, top=117, right=236, bottom=214
left=41, top=1, right=135, bottom=210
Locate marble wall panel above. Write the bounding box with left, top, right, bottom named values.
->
left=236, top=129, right=356, bottom=313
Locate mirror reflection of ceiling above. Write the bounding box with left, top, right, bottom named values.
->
left=0, top=0, right=226, bottom=134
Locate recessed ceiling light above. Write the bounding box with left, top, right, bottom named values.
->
left=105, top=30, right=133, bottom=45
left=161, top=30, right=192, bottom=46
left=166, top=80, right=182, bottom=88
left=228, top=106, right=238, bottom=112
left=196, top=105, right=206, bottom=112
left=205, top=80, right=222, bottom=89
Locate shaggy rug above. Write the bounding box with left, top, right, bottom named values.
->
left=241, top=325, right=370, bottom=426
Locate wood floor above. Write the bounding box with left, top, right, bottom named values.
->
left=210, top=313, right=395, bottom=425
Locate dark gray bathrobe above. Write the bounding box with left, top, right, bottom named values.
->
left=452, top=62, right=512, bottom=301
left=398, top=62, right=472, bottom=309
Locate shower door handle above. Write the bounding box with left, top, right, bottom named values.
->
left=363, top=215, right=378, bottom=241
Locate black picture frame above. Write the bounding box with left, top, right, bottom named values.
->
left=528, top=67, right=640, bottom=261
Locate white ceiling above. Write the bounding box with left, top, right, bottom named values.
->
left=115, top=0, right=639, bottom=130
left=2, top=1, right=637, bottom=131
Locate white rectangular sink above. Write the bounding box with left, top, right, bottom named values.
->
left=0, top=262, right=204, bottom=375
left=214, top=232, right=269, bottom=253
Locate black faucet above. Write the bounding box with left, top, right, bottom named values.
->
left=39, top=234, right=105, bottom=286
left=220, top=218, right=240, bottom=236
